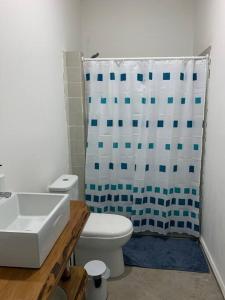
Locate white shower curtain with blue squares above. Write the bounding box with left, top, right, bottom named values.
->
left=84, top=58, right=208, bottom=237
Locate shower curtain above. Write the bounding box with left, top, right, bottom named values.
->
left=84, top=58, right=208, bottom=237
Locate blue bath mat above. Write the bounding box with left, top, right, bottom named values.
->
left=123, top=235, right=209, bottom=273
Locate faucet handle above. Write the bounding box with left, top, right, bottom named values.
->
left=0, top=192, right=12, bottom=198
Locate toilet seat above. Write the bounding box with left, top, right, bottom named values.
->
left=81, top=213, right=133, bottom=238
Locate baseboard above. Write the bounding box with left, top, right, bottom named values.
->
left=200, top=237, right=225, bottom=298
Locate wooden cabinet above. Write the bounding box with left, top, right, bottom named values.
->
left=0, top=201, right=89, bottom=300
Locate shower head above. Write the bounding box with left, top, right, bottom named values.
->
left=91, top=52, right=99, bottom=58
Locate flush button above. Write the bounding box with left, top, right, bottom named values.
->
left=63, top=178, right=69, bottom=181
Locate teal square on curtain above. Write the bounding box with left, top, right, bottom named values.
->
left=86, top=73, right=90, bottom=81
left=192, top=189, right=197, bottom=195
left=137, top=73, right=143, bottom=81
left=107, top=120, right=113, bottom=127
left=157, top=120, right=164, bottom=127
left=163, top=72, right=170, bottom=80
left=133, top=187, right=138, bottom=193
left=109, top=162, right=114, bottom=170
left=110, top=72, right=115, bottom=80
left=169, top=188, right=174, bottom=194
left=125, top=97, right=131, bottom=104
left=94, top=163, right=99, bottom=170
left=179, top=199, right=186, bottom=205
left=151, top=97, right=156, bottom=104
left=125, top=142, right=131, bottom=148
left=187, top=120, right=193, bottom=128
left=101, top=98, right=107, bottom=104
left=90, top=184, right=95, bottom=190
left=189, top=165, right=195, bottom=173
left=120, top=73, right=126, bottom=81
left=173, top=165, right=178, bottom=172
left=168, top=97, right=173, bottom=104
left=175, top=187, right=181, bottom=193
left=121, top=163, right=128, bottom=169
left=97, top=73, right=103, bottom=81
left=193, top=144, right=199, bottom=150
left=178, top=221, right=184, bottom=228
left=195, top=97, right=201, bottom=104
left=147, top=186, right=152, bottom=192
left=184, top=188, right=190, bottom=194
left=172, top=198, right=176, bottom=205
left=91, top=119, right=98, bottom=126
left=118, top=120, right=123, bottom=127
left=159, top=165, right=166, bottom=172
left=193, top=73, right=197, bottom=81
left=132, top=120, right=138, bottom=127
left=150, top=197, right=156, bottom=203
left=163, top=188, right=168, bottom=195
left=165, top=144, right=170, bottom=150
left=158, top=198, right=164, bottom=206
left=173, top=120, right=178, bottom=128
left=126, top=184, right=132, bottom=190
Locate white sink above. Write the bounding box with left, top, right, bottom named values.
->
left=0, top=192, right=69, bottom=268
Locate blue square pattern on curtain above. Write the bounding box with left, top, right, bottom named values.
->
left=84, top=58, right=208, bottom=237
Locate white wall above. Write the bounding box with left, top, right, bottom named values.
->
left=0, top=0, right=80, bottom=192
left=194, top=0, right=225, bottom=295
left=62, top=0, right=81, bottom=51
left=81, top=0, right=194, bottom=58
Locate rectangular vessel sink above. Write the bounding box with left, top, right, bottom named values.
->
left=0, top=192, right=69, bottom=268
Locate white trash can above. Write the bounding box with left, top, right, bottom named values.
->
left=84, top=260, right=110, bottom=300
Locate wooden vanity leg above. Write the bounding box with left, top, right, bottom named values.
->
left=61, top=263, right=71, bottom=281
left=59, top=266, right=87, bottom=300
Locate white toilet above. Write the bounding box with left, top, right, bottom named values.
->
left=48, top=175, right=133, bottom=278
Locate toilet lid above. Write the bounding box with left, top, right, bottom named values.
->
left=81, top=213, right=133, bottom=238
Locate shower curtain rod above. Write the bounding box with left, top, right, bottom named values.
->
left=82, top=55, right=208, bottom=61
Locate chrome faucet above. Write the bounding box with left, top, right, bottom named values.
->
left=0, top=192, right=12, bottom=198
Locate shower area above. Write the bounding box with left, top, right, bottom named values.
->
left=64, top=53, right=208, bottom=236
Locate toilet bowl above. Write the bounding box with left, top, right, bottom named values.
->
left=48, top=175, right=133, bottom=278
left=75, top=213, right=133, bottom=278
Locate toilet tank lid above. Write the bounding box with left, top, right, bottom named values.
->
left=48, top=175, right=78, bottom=192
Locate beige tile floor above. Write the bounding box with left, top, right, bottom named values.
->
left=108, top=267, right=224, bottom=300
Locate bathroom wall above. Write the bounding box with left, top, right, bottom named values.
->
left=62, top=0, right=81, bottom=51
left=0, top=0, right=81, bottom=192
left=194, top=0, right=225, bottom=295
left=80, top=0, right=195, bottom=58
left=63, top=51, right=86, bottom=199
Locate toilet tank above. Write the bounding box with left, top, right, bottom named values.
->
left=48, top=175, right=79, bottom=201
